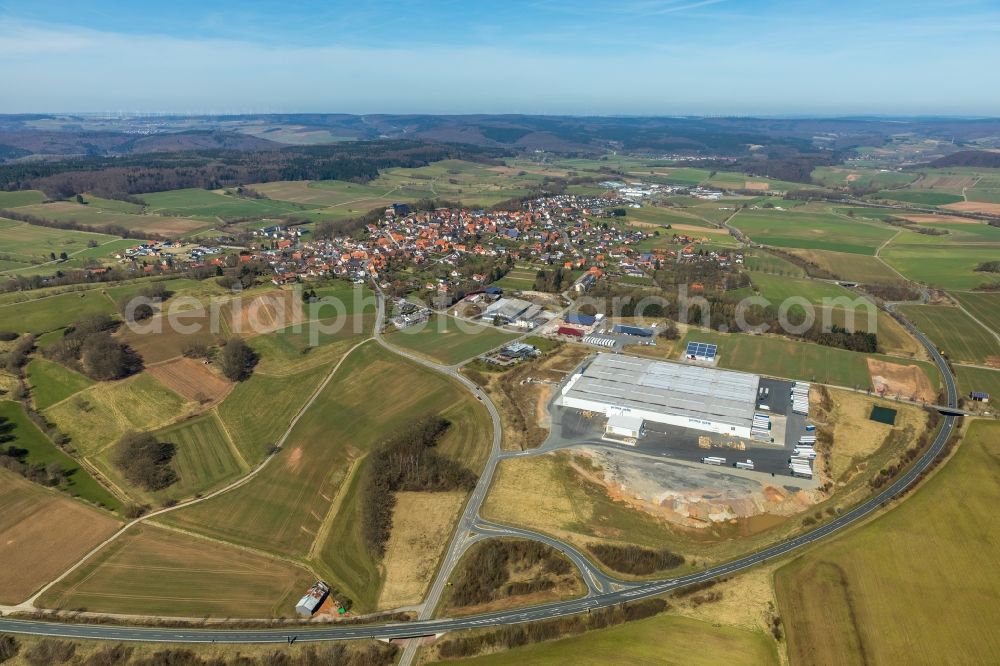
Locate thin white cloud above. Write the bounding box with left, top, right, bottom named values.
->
left=0, top=15, right=997, bottom=115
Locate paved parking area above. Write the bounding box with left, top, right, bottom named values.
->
left=544, top=355, right=816, bottom=486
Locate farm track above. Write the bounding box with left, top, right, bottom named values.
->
left=4, top=334, right=375, bottom=612
left=0, top=259, right=964, bottom=657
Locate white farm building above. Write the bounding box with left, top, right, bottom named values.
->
left=558, top=354, right=761, bottom=439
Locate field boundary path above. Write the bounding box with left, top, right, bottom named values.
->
left=6, top=334, right=374, bottom=612
left=0, top=286, right=963, bottom=657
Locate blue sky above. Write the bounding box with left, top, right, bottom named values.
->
left=1, top=0, right=998, bottom=115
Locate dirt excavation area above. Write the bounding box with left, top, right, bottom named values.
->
left=572, top=447, right=820, bottom=530
left=867, top=358, right=937, bottom=403
left=809, top=387, right=927, bottom=484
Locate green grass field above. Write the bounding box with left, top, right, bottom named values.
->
left=729, top=208, right=896, bottom=255
left=950, top=291, right=1000, bottom=336
left=135, top=412, right=248, bottom=502
left=741, top=249, right=807, bottom=277
left=894, top=220, right=1000, bottom=245
left=967, top=188, right=1000, bottom=203
left=748, top=271, right=870, bottom=307
left=163, top=342, right=490, bottom=611
left=215, top=364, right=328, bottom=464
left=624, top=205, right=719, bottom=228
left=26, top=357, right=94, bottom=410
left=783, top=248, right=906, bottom=284
left=0, top=400, right=120, bottom=510
left=386, top=314, right=519, bottom=365
left=140, top=188, right=319, bottom=219
left=0, top=288, right=117, bottom=334
left=13, top=201, right=212, bottom=236
left=676, top=330, right=939, bottom=390
left=955, top=365, right=1000, bottom=403
left=254, top=159, right=546, bottom=212
left=880, top=244, right=1000, bottom=289
left=0, top=218, right=120, bottom=267
left=897, top=304, right=998, bottom=365
left=493, top=265, right=539, bottom=291
left=811, top=167, right=918, bottom=190
left=0, top=190, right=46, bottom=208
left=44, top=372, right=190, bottom=456
left=312, top=454, right=380, bottom=611
left=38, top=523, right=314, bottom=618
left=873, top=190, right=964, bottom=206
left=438, top=613, right=777, bottom=666
left=78, top=194, right=146, bottom=213
left=775, top=420, right=1000, bottom=665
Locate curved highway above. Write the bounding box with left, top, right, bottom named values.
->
left=0, top=299, right=959, bottom=644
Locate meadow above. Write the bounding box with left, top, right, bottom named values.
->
left=123, top=412, right=248, bottom=503
left=675, top=329, right=939, bottom=390
left=783, top=248, right=906, bottom=284
left=140, top=187, right=319, bottom=219
left=0, top=218, right=119, bottom=266
left=438, top=613, right=777, bottom=666
left=897, top=304, right=998, bottom=365
left=0, top=400, right=120, bottom=509
left=954, top=365, right=1000, bottom=403
left=38, top=524, right=315, bottom=618
left=44, top=372, right=191, bottom=457
left=215, top=364, right=329, bottom=463
left=729, top=208, right=896, bottom=255
left=0, top=288, right=118, bottom=333
left=811, top=166, right=917, bottom=190
left=775, top=420, right=1000, bottom=666
left=880, top=244, right=1000, bottom=289
left=13, top=201, right=212, bottom=236
left=26, top=356, right=94, bottom=410
left=252, top=159, right=548, bottom=214
left=385, top=314, right=519, bottom=365
left=163, top=342, right=490, bottom=610
left=950, top=291, right=1000, bottom=336
left=0, top=189, right=46, bottom=208
left=493, top=265, right=539, bottom=291
left=624, top=205, right=718, bottom=228
left=0, top=470, right=120, bottom=604
left=741, top=274, right=920, bottom=356
left=891, top=218, right=1000, bottom=245
left=873, top=190, right=964, bottom=206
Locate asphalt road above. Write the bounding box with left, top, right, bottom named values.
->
left=0, top=300, right=959, bottom=645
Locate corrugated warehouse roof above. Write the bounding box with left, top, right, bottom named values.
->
left=563, top=353, right=760, bottom=430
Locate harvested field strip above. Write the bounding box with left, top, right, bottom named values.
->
left=0, top=470, right=121, bottom=604
left=146, top=357, right=233, bottom=405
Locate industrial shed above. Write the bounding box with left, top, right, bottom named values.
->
left=558, top=353, right=761, bottom=438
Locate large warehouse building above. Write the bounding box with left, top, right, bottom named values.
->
left=558, top=354, right=761, bottom=439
